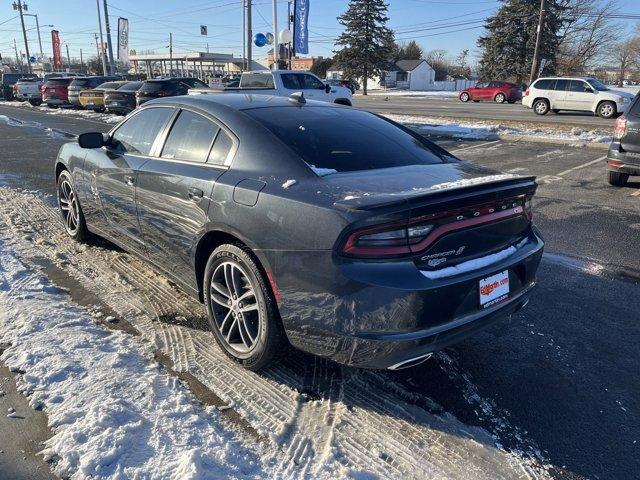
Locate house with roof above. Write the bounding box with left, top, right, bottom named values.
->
left=326, top=58, right=435, bottom=91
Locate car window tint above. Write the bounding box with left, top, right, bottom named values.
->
left=487, top=81, right=498, bottom=88
left=533, top=79, right=553, bottom=90
left=161, top=110, right=219, bottom=163
left=240, top=73, right=275, bottom=88
left=246, top=106, right=444, bottom=172
left=112, top=107, right=173, bottom=156
left=121, top=81, right=142, bottom=91
left=208, top=130, right=233, bottom=165
left=281, top=73, right=301, bottom=89
left=300, top=74, right=325, bottom=89
left=554, top=79, right=569, bottom=91
left=567, top=80, right=587, bottom=92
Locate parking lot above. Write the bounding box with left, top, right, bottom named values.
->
left=0, top=103, right=638, bottom=480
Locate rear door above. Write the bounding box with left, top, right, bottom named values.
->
left=135, top=108, right=236, bottom=286
left=88, top=106, right=175, bottom=251
left=621, top=95, right=640, bottom=160
left=548, top=79, right=569, bottom=109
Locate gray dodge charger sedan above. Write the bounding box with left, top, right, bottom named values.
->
left=54, top=93, right=544, bottom=371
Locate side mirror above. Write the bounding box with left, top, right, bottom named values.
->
left=78, top=132, right=106, bottom=149
left=325, top=83, right=331, bottom=93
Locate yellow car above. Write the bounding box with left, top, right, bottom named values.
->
left=79, top=81, right=128, bottom=112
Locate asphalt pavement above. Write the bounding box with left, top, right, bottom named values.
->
left=0, top=104, right=638, bottom=480
left=356, top=95, right=616, bottom=129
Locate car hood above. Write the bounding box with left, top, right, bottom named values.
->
left=294, top=162, right=533, bottom=210
left=601, top=89, right=635, bottom=100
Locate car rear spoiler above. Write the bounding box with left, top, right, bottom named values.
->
left=332, top=175, right=538, bottom=212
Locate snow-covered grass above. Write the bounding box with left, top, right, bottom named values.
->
left=0, top=241, right=267, bottom=479
left=384, top=113, right=613, bottom=146
left=358, top=90, right=457, bottom=98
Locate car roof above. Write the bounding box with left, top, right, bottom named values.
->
left=535, top=76, right=591, bottom=81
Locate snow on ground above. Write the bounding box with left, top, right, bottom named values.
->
left=358, top=90, right=458, bottom=98
left=0, top=100, right=123, bottom=124
left=384, top=113, right=613, bottom=145
left=0, top=240, right=269, bottom=479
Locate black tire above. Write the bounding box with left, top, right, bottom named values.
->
left=507, top=100, right=516, bottom=104
left=494, top=93, right=506, bottom=103
left=459, top=92, right=470, bottom=102
left=204, top=244, right=286, bottom=370
left=28, top=99, right=42, bottom=106
left=473, top=100, right=480, bottom=103
left=607, top=170, right=629, bottom=187
left=597, top=101, right=616, bottom=119
left=551, top=109, right=560, bottom=114
left=533, top=98, right=550, bottom=115
left=56, top=170, right=90, bottom=242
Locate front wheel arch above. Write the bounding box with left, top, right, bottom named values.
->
left=334, top=98, right=352, bottom=106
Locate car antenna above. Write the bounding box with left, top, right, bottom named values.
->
left=289, top=91, right=306, bottom=104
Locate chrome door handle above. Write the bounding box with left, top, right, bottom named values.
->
left=124, top=175, right=135, bottom=186
left=188, top=187, right=204, bottom=201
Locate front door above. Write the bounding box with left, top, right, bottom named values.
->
left=92, top=106, right=175, bottom=250
left=135, top=109, right=236, bottom=289
left=565, top=80, right=594, bottom=111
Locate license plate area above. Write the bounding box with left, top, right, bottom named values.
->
left=479, top=270, right=509, bottom=308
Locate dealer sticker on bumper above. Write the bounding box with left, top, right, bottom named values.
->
left=479, top=270, right=509, bottom=308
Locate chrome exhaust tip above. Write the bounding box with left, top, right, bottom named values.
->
left=388, top=352, right=433, bottom=371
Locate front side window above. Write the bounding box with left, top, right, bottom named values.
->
left=161, top=110, right=219, bottom=163
left=300, top=74, right=325, bottom=89
left=112, top=107, right=173, bottom=155
left=567, top=80, right=589, bottom=92
left=281, top=74, right=301, bottom=90
left=475, top=82, right=488, bottom=88
left=246, top=106, right=444, bottom=173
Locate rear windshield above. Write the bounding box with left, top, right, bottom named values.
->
left=97, top=82, right=121, bottom=89
left=240, top=73, right=275, bottom=89
left=3, top=73, right=36, bottom=84
left=139, top=81, right=170, bottom=92
left=70, top=78, right=93, bottom=87
left=46, top=78, right=73, bottom=86
left=120, top=81, right=143, bottom=91
left=245, top=106, right=445, bottom=173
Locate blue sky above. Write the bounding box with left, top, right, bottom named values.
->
left=0, top=0, right=638, bottom=65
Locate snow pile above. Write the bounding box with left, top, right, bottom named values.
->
left=36, top=105, right=123, bottom=124
left=429, top=174, right=518, bottom=191
left=306, top=163, right=338, bottom=177
left=281, top=179, right=297, bottom=189
left=360, top=90, right=457, bottom=98
left=385, top=113, right=613, bottom=144
left=0, top=242, right=266, bottom=480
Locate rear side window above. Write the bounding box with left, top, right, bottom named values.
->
left=161, top=110, right=219, bottom=163
left=208, top=130, right=234, bottom=165
left=112, top=107, right=173, bottom=156
left=554, top=79, right=569, bottom=91
left=245, top=106, right=444, bottom=173
left=240, top=73, right=275, bottom=88
left=533, top=79, right=554, bottom=90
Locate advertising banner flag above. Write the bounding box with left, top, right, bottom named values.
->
left=293, top=0, right=309, bottom=55
left=118, top=17, right=129, bottom=63
left=51, top=30, right=62, bottom=69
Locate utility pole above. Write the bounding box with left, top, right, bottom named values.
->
left=103, top=0, right=115, bottom=75
left=66, top=44, right=71, bottom=69
left=246, top=0, right=252, bottom=71
left=529, top=0, right=546, bottom=85
left=169, top=33, right=173, bottom=76
left=287, top=1, right=292, bottom=70
left=24, top=13, right=43, bottom=70
left=13, top=39, right=22, bottom=72
left=96, top=0, right=108, bottom=75
left=272, top=0, right=278, bottom=69
left=13, top=0, right=32, bottom=74
left=242, top=0, right=245, bottom=71
left=80, top=48, right=83, bottom=70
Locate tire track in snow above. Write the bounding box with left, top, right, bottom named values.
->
left=0, top=187, right=551, bottom=479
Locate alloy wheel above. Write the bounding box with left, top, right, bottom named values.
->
left=534, top=101, right=548, bottom=114
left=209, top=261, right=261, bottom=354
left=599, top=103, right=614, bottom=118
left=58, top=178, right=80, bottom=235
left=495, top=93, right=505, bottom=103
left=460, top=92, right=469, bottom=102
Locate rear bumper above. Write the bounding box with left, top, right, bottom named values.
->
left=68, top=94, right=81, bottom=106
left=44, top=97, right=69, bottom=106
left=270, top=228, right=544, bottom=369
left=15, top=93, right=40, bottom=101
left=105, top=100, right=135, bottom=113
left=606, top=142, right=640, bottom=175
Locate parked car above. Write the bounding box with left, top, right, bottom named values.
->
left=14, top=77, right=43, bottom=105
left=605, top=92, right=640, bottom=186
left=136, top=77, right=209, bottom=106
left=42, top=77, right=75, bottom=107
left=459, top=81, right=522, bottom=104
left=68, top=76, right=121, bottom=107
left=522, top=77, right=635, bottom=118
left=325, top=78, right=359, bottom=94
left=1, top=73, right=37, bottom=100
left=104, top=81, right=143, bottom=114
left=78, top=81, right=129, bottom=112
left=189, top=70, right=354, bottom=106
left=54, top=94, right=544, bottom=371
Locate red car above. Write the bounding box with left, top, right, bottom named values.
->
left=459, top=81, right=522, bottom=104
left=42, top=77, right=74, bottom=107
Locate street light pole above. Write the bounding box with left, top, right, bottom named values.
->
left=96, top=0, right=107, bottom=75
left=272, top=0, right=278, bottom=69
left=102, top=0, right=116, bottom=74
left=13, top=0, right=32, bottom=74
left=24, top=14, right=43, bottom=69
left=529, top=0, right=546, bottom=85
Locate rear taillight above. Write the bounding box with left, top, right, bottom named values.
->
left=613, top=115, right=627, bottom=140
left=341, top=196, right=531, bottom=258
left=524, top=88, right=530, bottom=96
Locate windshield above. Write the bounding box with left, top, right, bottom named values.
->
left=245, top=106, right=445, bottom=173
left=586, top=78, right=609, bottom=91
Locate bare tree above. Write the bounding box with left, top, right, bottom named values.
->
left=425, top=49, right=449, bottom=81
left=556, top=0, right=620, bottom=75
left=612, top=35, right=640, bottom=86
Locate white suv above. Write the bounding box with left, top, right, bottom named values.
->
left=522, top=77, right=634, bottom=118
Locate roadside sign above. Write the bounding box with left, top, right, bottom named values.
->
left=200, top=25, right=207, bottom=36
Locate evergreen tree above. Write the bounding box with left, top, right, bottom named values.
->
left=398, top=40, right=424, bottom=60
left=477, top=0, right=565, bottom=83
left=334, top=0, right=395, bottom=95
